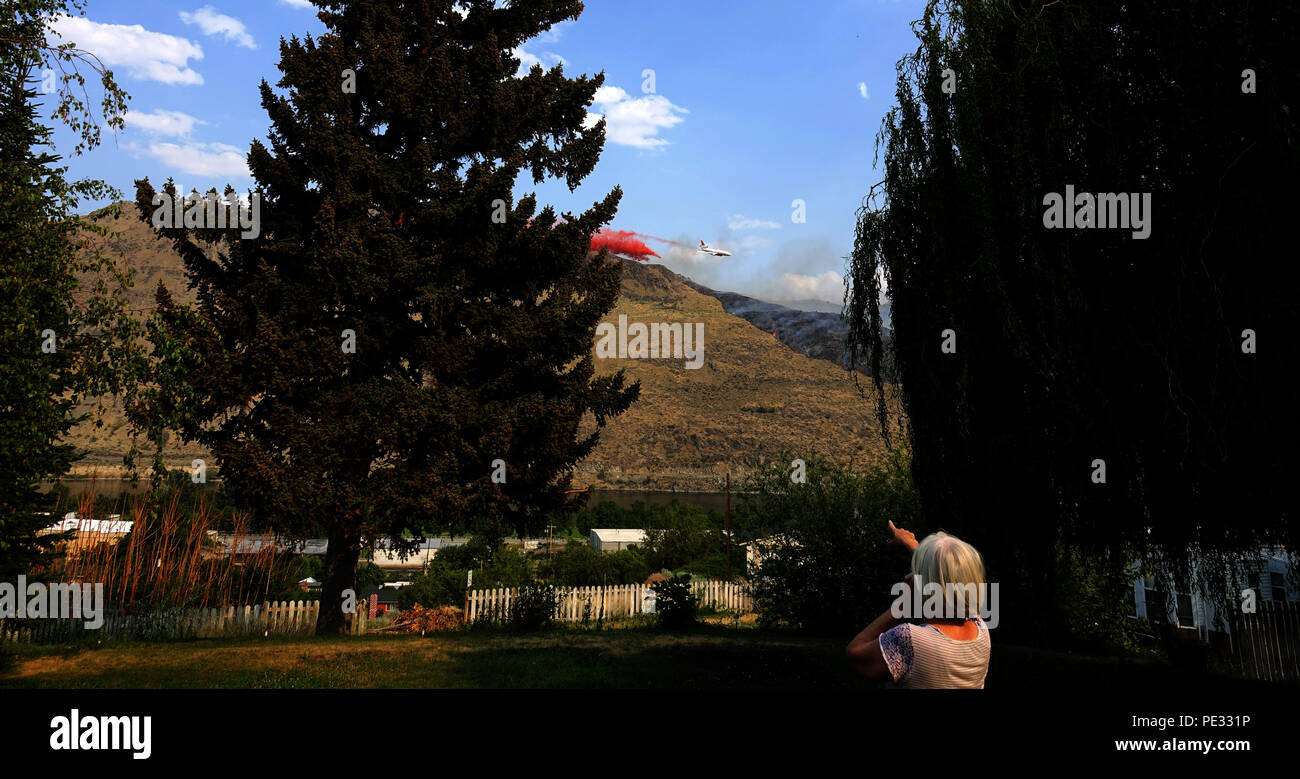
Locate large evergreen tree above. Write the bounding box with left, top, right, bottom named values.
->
left=1, top=0, right=133, bottom=579
left=132, top=0, right=638, bottom=633
left=847, top=0, right=1297, bottom=644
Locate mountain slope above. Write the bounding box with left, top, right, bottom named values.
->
left=682, top=280, right=895, bottom=378
left=66, top=207, right=901, bottom=489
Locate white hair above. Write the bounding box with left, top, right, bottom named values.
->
left=911, top=532, right=986, bottom=618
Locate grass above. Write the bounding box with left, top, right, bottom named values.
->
left=0, top=621, right=1276, bottom=690
left=0, top=623, right=865, bottom=689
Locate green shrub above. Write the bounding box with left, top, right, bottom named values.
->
left=538, top=541, right=649, bottom=586
left=642, top=526, right=726, bottom=573
left=398, top=566, right=467, bottom=610
left=652, top=573, right=699, bottom=630
left=399, top=539, right=534, bottom=611
left=572, top=500, right=731, bottom=576
left=1046, top=541, right=1144, bottom=654
left=355, top=561, right=386, bottom=591
left=574, top=500, right=637, bottom=535
left=740, top=450, right=921, bottom=634
left=677, top=551, right=738, bottom=581
left=509, top=582, right=560, bottom=631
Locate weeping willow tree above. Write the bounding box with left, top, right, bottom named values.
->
left=847, top=0, right=1297, bottom=648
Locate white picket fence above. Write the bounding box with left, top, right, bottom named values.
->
left=0, top=600, right=368, bottom=644
left=466, top=579, right=752, bottom=623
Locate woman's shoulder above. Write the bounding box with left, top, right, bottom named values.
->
left=913, top=616, right=989, bottom=644
left=880, top=622, right=914, bottom=652
left=878, top=623, right=914, bottom=682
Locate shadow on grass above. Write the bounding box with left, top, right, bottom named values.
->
left=0, top=623, right=1280, bottom=690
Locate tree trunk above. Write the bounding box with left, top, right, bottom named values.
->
left=315, top=522, right=361, bottom=635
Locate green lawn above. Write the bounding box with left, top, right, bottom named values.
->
left=0, top=623, right=1272, bottom=690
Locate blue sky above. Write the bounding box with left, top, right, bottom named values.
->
left=45, top=0, right=926, bottom=305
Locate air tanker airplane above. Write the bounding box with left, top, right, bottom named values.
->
left=697, top=241, right=732, bottom=257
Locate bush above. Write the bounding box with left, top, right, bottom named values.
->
left=479, top=545, right=533, bottom=589
left=652, top=573, right=699, bottom=630
left=398, top=566, right=467, bottom=610
left=571, top=500, right=731, bottom=575
left=1046, top=541, right=1144, bottom=654
left=740, top=450, right=921, bottom=634
left=574, top=500, right=637, bottom=535
left=355, top=561, right=386, bottom=591
left=538, top=541, right=649, bottom=586
left=677, top=551, right=738, bottom=581
left=295, top=555, right=324, bottom=582
left=399, top=539, right=534, bottom=611
left=508, top=582, right=560, bottom=631
left=642, top=525, right=726, bottom=573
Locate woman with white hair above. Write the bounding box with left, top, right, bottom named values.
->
left=845, top=521, right=991, bottom=688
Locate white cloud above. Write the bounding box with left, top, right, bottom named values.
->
left=858, top=82, right=869, bottom=99
left=727, top=214, right=780, bottom=231
left=125, top=109, right=203, bottom=138
left=179, top=6, right=256, bottom=49
left=144, top=141, right=249, bottom=178
left=778, top=271, right=845, bottom=302
left=584, top=85, right=687, bottom=150
left=513, top=47, right=568, bottom=74
left=50, top=16, right=204, bottom=85
left=734, top=235, right=772, bottom=252
left=510, top=14, right=573, bottom=72
left=534, top=19, right=574, bottom=44
left=278, top=0, right=315, bottom=8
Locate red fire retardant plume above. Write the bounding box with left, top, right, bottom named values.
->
left=590, top=228, right=660, bottom=261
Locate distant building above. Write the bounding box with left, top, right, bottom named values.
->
left=1131, top=546, right=1297, bottom=638
left=38, top=513, right=132, bottom=558
left=369, top=537, right=471, bottom=570
left=358, top=584, right=402, bottom=615
left=589, top=529, right=646, bottom=552
left=212, top=534, right=329, bottom=560
left=209, top=535, right=472, bottom=570
left=739, top=533, right=799, bottom=573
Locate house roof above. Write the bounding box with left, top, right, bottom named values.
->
left=213, top=535, right=330, bottom=555
left=739, top=533, right=799, bottom=548
left=359, top=585, right=401, bottom=604
left=42, top=516, right=133, bottom=535
left=374, top=537, right=471, bottom=551
left=212, top=535, right=532, bottom=556
left=590, top=529, right=647, bottom=543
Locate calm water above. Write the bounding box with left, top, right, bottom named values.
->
left=585, top=488, right=734, bottom=515
left=42, top=478, right=174, bottom=500
left=45, top=480, right=735, bottom=515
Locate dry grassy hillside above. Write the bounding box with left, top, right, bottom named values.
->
left=66, top=206, right=901, bottom=489
left=573, top=260, right=898, bottom=489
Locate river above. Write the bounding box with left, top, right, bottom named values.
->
left=44, top=480, right=737, bottom=516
